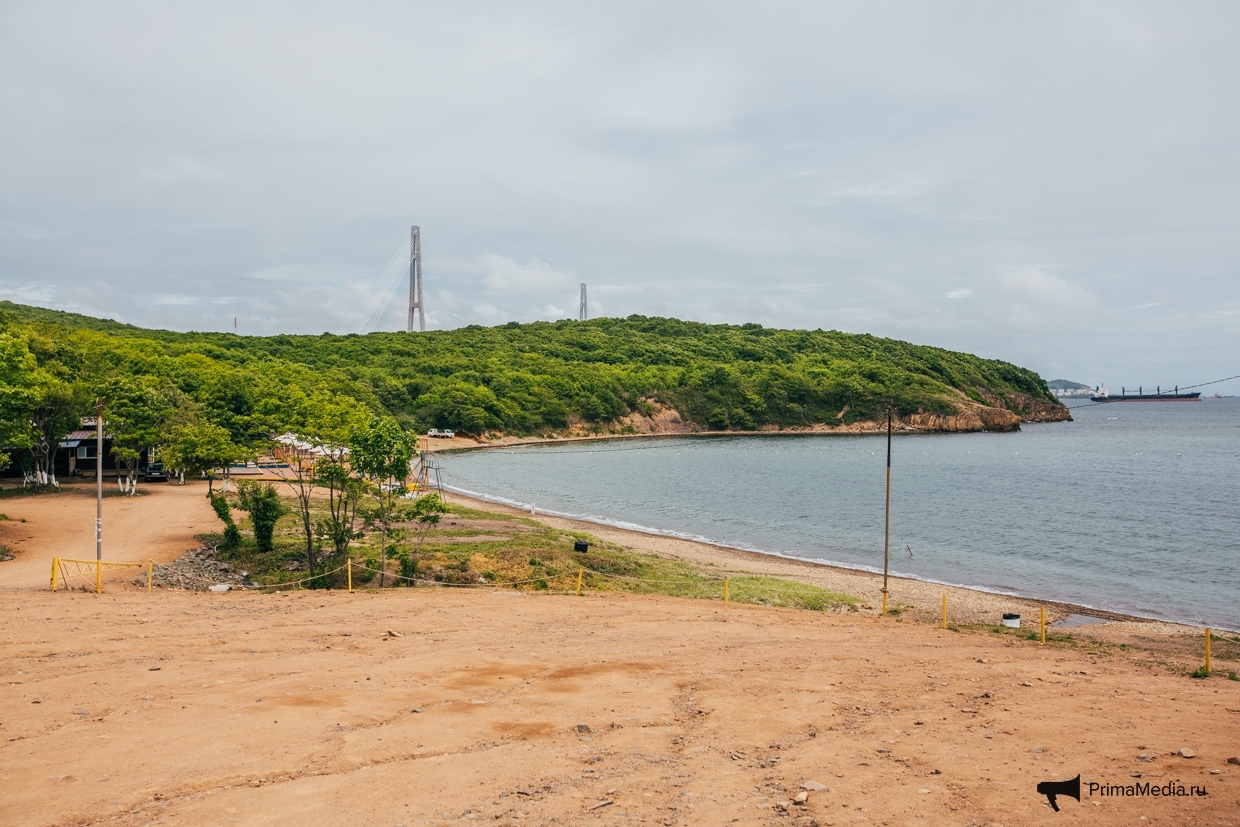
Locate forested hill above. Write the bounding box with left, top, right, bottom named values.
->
left=0, top=301, right=1065, bottom=448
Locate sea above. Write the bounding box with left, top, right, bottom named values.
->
left=441, top=398, right=1240, bottom=630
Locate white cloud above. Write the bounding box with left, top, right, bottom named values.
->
left=946, top=288, right=974, bottom=299
left=471, top=304, right=508, bottom=322
left=0, top=282, right=55, bottom=304
left=1001, top=268, right=1099, bottom=311
left=471, top=254, right=575, bottom=295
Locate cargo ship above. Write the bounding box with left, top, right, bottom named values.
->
left=1090, top=385, right=1201, bottom=402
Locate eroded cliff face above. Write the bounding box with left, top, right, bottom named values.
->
left=508, top=393, right=1069, bottom=441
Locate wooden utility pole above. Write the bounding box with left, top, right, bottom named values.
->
left=882, top=408, right=892, bottom=616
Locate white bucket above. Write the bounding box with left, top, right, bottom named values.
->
left=1001, top=613, right=1020, bottom=628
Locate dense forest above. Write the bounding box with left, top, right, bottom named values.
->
left=0, top=300, right=1062, bottom=475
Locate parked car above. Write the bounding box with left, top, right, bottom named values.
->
left=427, top=429, right=455, bottom=438
left=143, top=462, right=170, bottom=482
left=427, top=428, right=442, bottom=437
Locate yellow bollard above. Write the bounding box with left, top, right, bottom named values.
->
left=942, top=594, right=947, bottom=629
left=724, top=578, right=729, bottom=606
left=51, top=558, right=59, bottom=592
left=576, top=567, right=584, bottom=596
left=1205, top=629, right=1212, bottom=673
left=1040, top=606, right=1046, bottom=645
left=96, top=559, right=102, bottom=594
left=347, top=557, right=353, bottom=592
left=147, top=560, right=153, bottom=593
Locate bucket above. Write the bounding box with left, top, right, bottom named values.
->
left=1001, top=612, right=1021, bottom=628
left=574, top=540, right=589, bottom=553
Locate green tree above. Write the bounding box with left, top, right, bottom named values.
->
left=209, top=491, right=242, bottom=551
left=0, top=333, right=43, bottom=474
left=350, top=416, right=418, bottom=587
left=273, top=394, right=369, bottom=583
left=162, top=422, right=245, bottom=493
left=408, top=493, right=447, bottom=553
left=236, top=482, right=288, bottom=553
left=23, top=377, right=86, bottom=487
left=101, top=376, right=179, bottom=495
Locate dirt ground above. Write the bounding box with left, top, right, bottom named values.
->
left=2, top=481, right=1238, bottom=826
left=3, top=588, right=1239, bottom=827
left=0, top=482, right=218, bottom=589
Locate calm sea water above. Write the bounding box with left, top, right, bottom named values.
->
left=442, top=399, right=1240, bottom=629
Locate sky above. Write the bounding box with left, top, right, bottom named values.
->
left=1, top=2, right=1238, bottom=393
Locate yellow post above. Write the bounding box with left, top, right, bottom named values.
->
left=147, top=560, right=153, bottom=593
left=347, top=557, right=353, bottom=592
left=881, top=589, right=887, bottom=617
left=51, top=558, right=59, bottom=592
left=942, top=594, right=947, bottom=629
left=1040, top=606, right=1046, bottom=645
left=724, top=578, right=729, bottom=606
left=576, top=567, right=584, bottom=596
left=96, top=558, right=102, bottom=594
left=1205, top=629, right=1212, bottom=673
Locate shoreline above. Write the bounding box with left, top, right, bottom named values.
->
left=444, top=487, right=1223, bottom=637
left=424, top=408, right=1073, bottom=454
left=421, top=416, right=1071, bottom=456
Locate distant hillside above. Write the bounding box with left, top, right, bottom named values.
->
left=0, top=301, right=1068, bottom=443
left=1046, top=379, right=1091, bottom=390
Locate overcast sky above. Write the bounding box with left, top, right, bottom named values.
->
left=2, top=2, right=1238, bottom=391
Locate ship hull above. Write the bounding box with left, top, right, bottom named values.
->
left=1090, top=393, right=1201, bottom=402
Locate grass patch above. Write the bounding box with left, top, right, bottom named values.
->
left=196, top=494, right=857, bottom=609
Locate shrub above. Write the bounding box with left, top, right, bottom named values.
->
left=236, top=482, right=288, bottom=553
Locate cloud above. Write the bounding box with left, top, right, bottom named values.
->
left=946, top=288, right=974, bottom=299
left=1000, top=268, right=1099, bottom=311
left=471, top=254, right=575, bottom=295
left=0, top=282, right=55, bottom=305
left=131, top=159, right=240, bottom=194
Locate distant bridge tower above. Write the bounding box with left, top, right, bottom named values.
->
left=578, top=282, right=588, bottom=321
left=407, top=225, right=425, bottom=332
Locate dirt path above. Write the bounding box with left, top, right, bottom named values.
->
left=1, top=588, right=1236, bottom=827
left=0, top=482, right=217, bottom=589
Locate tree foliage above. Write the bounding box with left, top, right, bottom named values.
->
left=236, top=482, right=288, bottom=553
left=0, top=302, right=1060, bottom=448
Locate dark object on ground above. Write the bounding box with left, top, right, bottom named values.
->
left=574, top=540, right=589, bottom=553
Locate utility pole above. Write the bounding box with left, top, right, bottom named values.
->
left=407, top=225, right=425, bottom=332
left=578, top=283, right=588, bottom=321
left=95, top=400, right=103, bottom=594
left=881, top=407, right=892, bottom=616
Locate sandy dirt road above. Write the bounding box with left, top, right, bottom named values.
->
left=2, top=587, right=1237, bottom=827
left=0, top=483, right=218, bottom=589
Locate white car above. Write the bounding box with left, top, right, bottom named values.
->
left=427, top=429, right=455, bottom=438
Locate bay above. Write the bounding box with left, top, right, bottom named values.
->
left=442, top=398, right=1240, bottom=629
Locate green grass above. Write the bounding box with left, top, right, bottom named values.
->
left=199, top=494, right=857, bottom=610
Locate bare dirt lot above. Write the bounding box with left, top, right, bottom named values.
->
left=2, top=588, right=1238, bottom=827
left=0, top=482, right=217, bottom=589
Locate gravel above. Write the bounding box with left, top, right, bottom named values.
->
left=138, top=547, right=261, bottom=591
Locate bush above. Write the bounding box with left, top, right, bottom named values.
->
left=236, top=482, right=288, bottom=553
left=209, top=492, right=240, bottom=551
